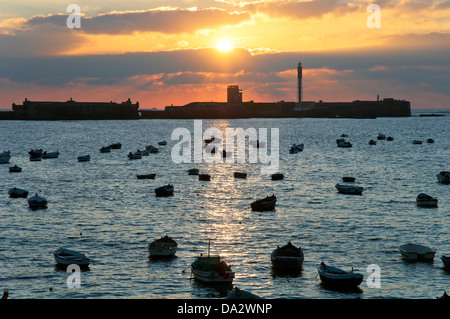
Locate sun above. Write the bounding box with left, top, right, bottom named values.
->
left=216, top=39, right=233, bottom=52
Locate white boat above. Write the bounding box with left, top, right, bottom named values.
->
left=148, top=235, right=177, bottom=257
left=317, top=262, right=364, bottom=288
left=9, top=165, right=22, bottom=172
left=416, top=193, right=438, bottom=207
left=191, top=241, right=235, bottom=284
left=335, top=183, right=364, bottom=195
left=271, top=242, right=304, bottom=272
left=28, top=193, right=48, bottom=209
left=8, top=187, right=28, bottom=198
left=436, top=171, right=450, bottom=184
left=53, top=247, right=90, bottom=268
left=42, top=151, right=59, bottom=158
left=77, top=154, right=90, bottom=162
left=398, top=243, right=436, bottom=261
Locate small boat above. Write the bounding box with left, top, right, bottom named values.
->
left=191, top=240, right=235, bottom=284
left=337, top=140, right=352, bottom=148
left=42, top=151, right=59, bottom=159
left=0, top=153, right=11, bottom=164
left=137, top=173, right=156, bottom=179
left=226, top=287, right=262, bottom=299
left=412, top=140, right=422, bottom=144
left=29, top=155, right=42, bottom=161
left=317, top=262, right=364, bottom=288
left=233, top=172, right=247, bottom=179
left=368, top=139, right=377, bottom=145
left=426, top=138, right=435, bottom=143
left=199, top=174, right=211, bottom=181
left=155, top=184, right=174, bottom=197
left=142, top=149, right=150, bottom=156
left=158, top=140, right=167, bottom=146
left=386, top=136, right=394, bottom=141
left=100, top=146, right=111, bottom=153
left=416, top=193, right=438, bottom=207
left=436, top=171, right=450, bottom=184
left=289, top=143, right=304, bottom=154
left=28, top=193, right=48, bottom=209
left=149, top=147, right=159, bottom=153
left=127, top=152, right=142, bottom=160
left=8, top=187, right=28, bottom=198
left=251, top=194, right=276, bottom=211
left=377, top=133, right=386, bottom=140
left=28, top=149, right=43, bottom=157
left=335, top=183, right=363, bottom=195
left=77, top=155, right=90, bottom=162
left=53, top=247, right=90, bottom=268
left=188, top=168, right=199, bottom=175
left=271, top=242, right=304, bottom=271
left=0, top=150, right=11, bottom=156
left=9, top=165, right=22, bottom=172
left=271, top=173, right=284, bottom=180
left=441, top=256, right=450, bottom=268
left=148, top=235, right=177, bottom=258
left=398, top=243, right=436, bottom=261
left=109, top=143, right=122, bottom=149
left=342, top=176, right=355, bottom=182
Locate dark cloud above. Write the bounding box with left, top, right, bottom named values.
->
left=25, top=8, right=251, bottom=35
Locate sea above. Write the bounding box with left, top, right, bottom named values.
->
left=0, top=108, right=449, bottom=300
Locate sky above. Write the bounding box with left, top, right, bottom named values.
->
left=1, top=0, right=450, bottom=109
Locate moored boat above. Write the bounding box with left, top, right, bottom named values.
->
left=398, top=243, right=436, bottom=261
left=271, top=242, right=304, bottom=272
left=9, top=165, right=22, bottom=172
left=109, top=142, right=122, bottom=149
left=369, top=139, right=377, bottom=145
left=53, top=247, right=90, bottom=268
left=100, top=146, right=111, bottom=153
left=426, top=138, right=435, bottom=143
left=289, top=143, right=304, bottom=153
left=377, top=133, right=386, bottom=140
left=335, top=183, right=363, bottom=195
left=416, top=193, right=438, bottom=207
left=188, top=168, right=199, bottom=175
left=386, top=136, right=394, bottom=141
left=191, top=241, right=235, bottom=284
left=127, top=152, right=142, bottom=160
left=337, top=140, right=352, bottom=148
left=155, top=184, right=174, bottom=197
left=77, top=154, right=90, bottom=162
left=317, top=262, right=364, bottom=288
left=158, top=140, right=167, bottom=146
left=436, top=171, right=450, bottom=184
left=233, top=172, right=247, bottom=179
left=412, top=140, right=422, bottom=144
left=28, top=193, right=48, bottom=209
left=251, top=194, right=276, bottom=211
left=271, top=173, right=284, bottom=180
left=148, top=235, right=177, bottom=258
left=28, top=149, right=43, bottom=157
left=8, top=187, right=28, bottom=198
left=137, top=173, right=156, bottom=179
left=342, top=176, right=355, bottom=182
left=42, top=151, right=59, bottom=159
left=0, top=153, right=11, bottom=164
left=441, top=256, right=450, bottom=268
left=198, top=173, right=211, bottom=181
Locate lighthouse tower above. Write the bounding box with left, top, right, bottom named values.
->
left=297, top=62, right=302, bottom=105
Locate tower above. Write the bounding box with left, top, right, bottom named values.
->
left=297, top=62, right=302, bottom=105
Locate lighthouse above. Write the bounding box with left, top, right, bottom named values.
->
left=297, top=62, right=302, bottom=105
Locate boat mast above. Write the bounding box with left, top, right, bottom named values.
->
left=208, top=239, right=211, bottom=257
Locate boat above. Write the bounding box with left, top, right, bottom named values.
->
left=109, top=143, right=122, bottom=149
left=28, top=149, right=43, bottom=157
left=191, top=240, right=235, bottom=284
left=53, top=247, right=90, bottom=268
left=427, top=138, right=435, bottom=143
left=335, top=183, right=364, bottom=195
left=158, top=140, right=167, bottom=146
left=412, top=140, right=423, bottom=144
left=416, top=193, right=438, bottom=207
left=141, top=149, right=150, bottom=156
left=271, top=242, right=304, bottom=271
left=149, top=147, right=159, bottom=153
left=127, top=152, right=142, bottom=159
left=342, top=176, right=355, bottom=182
left=317, top=262, right=364, bottom=288
left=398, top=243, right=436, bottom=261
left=289, top=143, right=304, bottom=154
left=441, top=256, right=450, bottom=268
left=226, top=287, right=262, bottom=299
left=42, top=151, right=59, bottom=158
left=387, top=136, right=394, bottom=141
left=0, top=150, right=11, bottom=156
left=233, top=172, right=247, bottom=179
left=8, top=187, right=28, bottom=198
left=337, top=140, right=352, bottom=148
left=148, top=235, right=177, bottom=258
left=100, top=146, right=111, bottom=153
left=436, top=171, right=450, bottom=184
left=28, top=193, right=48, bottom=209
left=198, top=174, right=211, bottom=181
left=0, top=153, right=11, bottom=164
left=188, top=168, right=199, bottom=175
left=29, top=155, right=42, bottom=161
left=271, top=173, right=284, bottom=180
left=368, top=139, right=377, bottom=145
left=155, top=184, right=174, bottom=197
left=377, top=133, right=386, bottom=140
left=77, top=155, right=90, bottom=162
left=251, top=194, right=276, bottom=211
left=137, top=173, right=156, bottom=179
left=9, top=165, right=22, bottom=172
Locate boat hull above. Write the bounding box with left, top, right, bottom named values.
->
left=53, top=248, right=90, bottom=268
left=271, top=256, right=303, bottom=271
left=398, top=244, right=436, bottom=261
left=191, top=269, right=234, bottom=284
left=318, top=265, right=363, bottom=288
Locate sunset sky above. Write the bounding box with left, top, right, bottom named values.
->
left=1, top=0, right=450, bottom=109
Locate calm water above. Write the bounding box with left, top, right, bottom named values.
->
left=0, top=111, right=449, bottom=299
